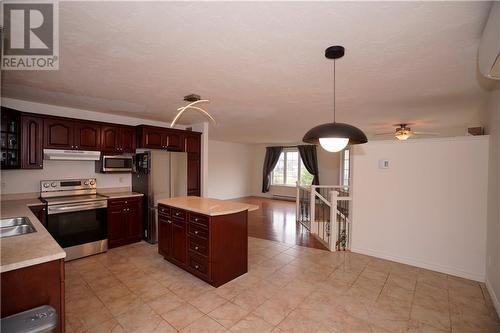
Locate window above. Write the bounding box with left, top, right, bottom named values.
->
left=341, top=148, right=350, bottom=188
left=271, top=149, right=313, bottom=186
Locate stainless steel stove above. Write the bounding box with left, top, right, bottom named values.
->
left=41, top=178, right=108, bottom=261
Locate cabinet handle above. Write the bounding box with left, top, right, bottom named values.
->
left=194, top=218, right=199, bottom=222
left=161, top=209, right=165, bottom=213
left=125, top=201, right=128, bottom=204
left=194, top=246, right=199, bottom=250
left=194, top=264, right=199, bottom=269
left=194, top=230, right=199, bottom=235
left=175, top=212, right=180, bottom=216
left=167, top=220, right=172, bottom=224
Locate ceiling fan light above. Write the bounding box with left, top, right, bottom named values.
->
left=319, top=137, right=349, bottom=152
left=395, top=130, right=411, bottom=140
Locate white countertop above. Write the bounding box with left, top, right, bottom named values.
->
left=0, top=199, right=66, bottom=273
left=157, top=196, right=259, bottom=216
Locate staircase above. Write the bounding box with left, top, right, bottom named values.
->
left=296, top=184, right=352, bottom=251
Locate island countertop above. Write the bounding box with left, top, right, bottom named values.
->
left=0, top=198, right=66, bottom=273
left=157, top=196, right=259, bottom=216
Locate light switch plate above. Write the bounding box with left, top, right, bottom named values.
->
left=379, top=159, right=389, bottom=169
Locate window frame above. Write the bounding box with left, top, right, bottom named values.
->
left=271, top=148, right=311, bottom=187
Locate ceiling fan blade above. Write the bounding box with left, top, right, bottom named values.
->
left=374, top=132, right=394, bottom=136
left=412, top=131, right=440, bottom=135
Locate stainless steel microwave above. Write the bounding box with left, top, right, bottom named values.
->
left=96, top=155, right=135, bottom=173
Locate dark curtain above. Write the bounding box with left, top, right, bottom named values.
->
left=262, top=146, right=283, bottom=193
left=298, top=145, right=320, bottom=185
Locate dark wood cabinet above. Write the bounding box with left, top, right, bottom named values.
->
left=166, top=132, right=183, bottom=151
left=101, top=125, right=136, bottom=153
left=20, top=115, right=43, bottom=169
left=1, top=108, right=21, bottom=169
left=107, top=196, right=143, bottom=248
left=44, top=118, right=75, bottom=149
left=1, top=259, right=65, bottom=333
left=157, top=204, right=248, bottom=287
left=74, top=122, right=101, bottom=150
left=29, top=203, right=47, bottom=228
left=137, top=125, right=193, bottom=152
left=185, top=132, right=202, bottom=196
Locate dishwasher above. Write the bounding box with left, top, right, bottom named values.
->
left=0, top=305, right=57, bottom=333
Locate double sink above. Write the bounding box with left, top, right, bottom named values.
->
left=0, top=217, right=37, bottom=238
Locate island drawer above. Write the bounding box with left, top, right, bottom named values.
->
left=109, top=196, right=142, bottom=208
left=171, top=208, right=186, bottom=221
left=188, top=236, right=208, bottom=257
left=158, top=205, right=170, bottom=217
left=188, top=223, right=209, bottom=240
left=188, top=213, right=209, bottom=227
left=188, top=252, right=209, bottom=278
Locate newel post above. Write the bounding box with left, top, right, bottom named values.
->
left=310, top=185, right=316, bottom=226
left=329, top=190, right=339, bottom=251
left=295, top=181, right=300, bottom=222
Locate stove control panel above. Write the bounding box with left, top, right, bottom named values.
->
left=40, top=178, right=97, bottom=193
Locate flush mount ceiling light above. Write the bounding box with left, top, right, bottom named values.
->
left=170, top=94, right=216, bottom=128
left=303, top=46, right=368, bottom=152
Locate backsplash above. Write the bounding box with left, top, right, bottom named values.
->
left=0, top=160, right=132, bottom=195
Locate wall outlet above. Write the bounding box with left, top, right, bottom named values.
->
left=119, top=176, right=124, bottom=183
left=378, top=159, right=390, bottom=169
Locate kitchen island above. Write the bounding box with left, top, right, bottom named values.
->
left=157, top=196, right=258, bottom=287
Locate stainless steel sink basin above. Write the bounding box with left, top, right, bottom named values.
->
left=0, top=217, right=36, bottom=238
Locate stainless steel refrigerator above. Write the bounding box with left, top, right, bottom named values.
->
left=132, top=149, right=187, bottom=243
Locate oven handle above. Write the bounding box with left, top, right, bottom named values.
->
left=48, top=201, right=108, bottom=215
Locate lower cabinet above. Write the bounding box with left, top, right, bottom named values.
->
left=107, top=196, right=143, bottom=248
left=157, top=204, right=248, bottom=287
left=1, top=259, right=65, bottom=333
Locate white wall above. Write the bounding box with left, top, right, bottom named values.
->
left=484, top=87, right=500, bottom=315
left=351, top=137, right=489, bottom=281
left=250, top=143, right=341, bottom=198
left=1, top=160, right=130, bottom=195
left=207, top=140, right=254, bottom=200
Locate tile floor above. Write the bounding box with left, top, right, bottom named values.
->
left=65, top=238, right=500, bottom=333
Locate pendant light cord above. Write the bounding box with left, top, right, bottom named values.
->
left=333, top=59, right=336, bottom=123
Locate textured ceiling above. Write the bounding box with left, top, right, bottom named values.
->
left=2, top=2, right=492, bottom=143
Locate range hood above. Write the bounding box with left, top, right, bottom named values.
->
left=43, top=149, right=101, bottom=161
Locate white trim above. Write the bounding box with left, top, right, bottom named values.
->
left=485, top=278, right=500, bottom=318
left=351, top=246, right=485, bottom=282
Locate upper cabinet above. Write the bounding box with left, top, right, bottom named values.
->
left=137, top=125, right=185, bottom=151
left=101, top=125, right=136, bottom=154
left=45, top=119, right=101, bottom=150
left=1, top=107, right=21, bottom=169
left=20, top=115, right=43, bottom=169
left=74, top=121, right=101, bottom=151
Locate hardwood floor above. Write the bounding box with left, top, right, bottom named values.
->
left=232, top=196, right=328, bottom=250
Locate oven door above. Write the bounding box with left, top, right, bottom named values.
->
left=102, top=155, right=134, bottom=172
left=47, top=202, right=107, bottom=250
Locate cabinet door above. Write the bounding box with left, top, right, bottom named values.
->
left=166, top=132, right=183, bottom=151
left=143, top=128, right=164, bottom=149
left=107, top=206, right=126, bottom=248
left=170, top=221, right=187, bottom=265
left=126, top=201, right=142, bottom=242
left=158, top=215, right=172, bottom=258
left=44, top=118, right=74, bottom=149
left=20, top=115, right=43, bottom=169
left=101, top=126, right=119, bottom=152
left=185, top=134, right=201, bottom=154
left=120, top=127, right=136, bottom=153
left=187, top=156, right=201, bottom=196
left=74, top=122, right=101, bottom=150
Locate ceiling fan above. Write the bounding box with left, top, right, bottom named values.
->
left=375, top=124, right=439, bottom=141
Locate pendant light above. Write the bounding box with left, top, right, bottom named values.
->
left=303, top=46, right=368, bottom=152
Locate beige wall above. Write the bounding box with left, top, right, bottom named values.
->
left=351, top=137, right=489, bottom=281
left=484, top=87, right=500, bottom=315
left=207, top=140, right=254, bottom=199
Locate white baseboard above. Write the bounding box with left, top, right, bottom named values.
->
left=351, top=246, right=485, bottom=282
left=485, top=278, right=500, bottom=318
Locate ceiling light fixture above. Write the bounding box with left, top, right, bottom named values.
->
left=303, top=46, right=368, bottom=152
left=170, top=94, right=216, bottom=128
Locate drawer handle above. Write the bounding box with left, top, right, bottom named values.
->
left=161, top=209, right=165, bottom=212
left=194, top=218, right=199, bottom=222
left=167, top=220, right=172, bottom=224
left=125, top=201, right=128, bottom=204
left=175, top=212, right=180, bottom=216
left=194, top=246, right=199, bottom=250
left=194, top=264, right=199, bottom=269
left=194, top=230, right=199, bottom=235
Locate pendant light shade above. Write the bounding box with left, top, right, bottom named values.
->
left=303, top=46, right=368, bottom=152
